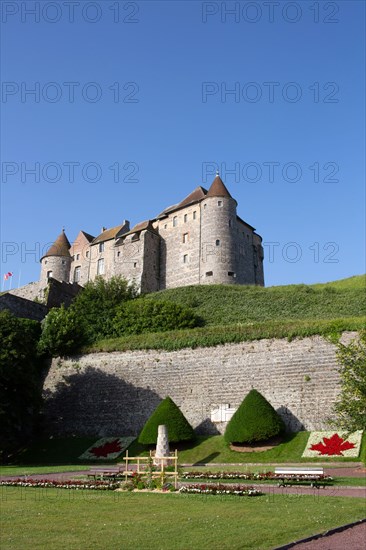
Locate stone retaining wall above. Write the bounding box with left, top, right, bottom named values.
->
left=42, top=332, right=356, bottom=437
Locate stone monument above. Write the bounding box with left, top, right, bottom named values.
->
left=155, top=424, right=170, bottom=466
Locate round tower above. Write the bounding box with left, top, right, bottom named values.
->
left=40, top=229, right=72, bottom=285
left=199, top=174, right=238, bottom=285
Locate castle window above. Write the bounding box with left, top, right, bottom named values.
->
left=205, top=271, right=213, bottom=277
left=164, top=224, right=167, bottom=229
left=97, top=258, right=105, bottom=275
left=193, top=211, right=196, bottom=220
left=86, top=251, right=89, bottom=258
left=117, top=251, right=121, bottom=257
left=47, top=270, right=53, bottom=279
left=133, top=262, right=137, bottom=268
left=99, top=242, right=104, bottom=253
left=183, top=254, right=188, bottom=264
left=173, top=216, right=178, bottom=227
left=76, top=253, right=80, bottom=260
left=74, top=266, right=81, bottom=282
left=183, top=233, right=188, bottom=243
left=62, top=260, right=66, bottom=265
left=184, top=214, right=188, bottom=223
left=218, top=200, right=222, bottom=207
left=203, top=204, right=207, bottom=209
left=216, top=239, right=220, bottom=246
left=228, top=271, right=236, bottom=277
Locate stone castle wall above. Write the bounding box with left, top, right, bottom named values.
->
left=42, top=333, right=356, bottom=438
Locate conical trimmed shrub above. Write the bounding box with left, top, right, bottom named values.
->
left=138, top=396, right=195, bottom=444
left=224, top=389, right=285, bottom=444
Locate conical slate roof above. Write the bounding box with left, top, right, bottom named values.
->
left=206, top=175, right=233, bottom=199
left=43, top=230, right=71, bottom=258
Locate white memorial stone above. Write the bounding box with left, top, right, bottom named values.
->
left=155, top=424, right=170, bottom=466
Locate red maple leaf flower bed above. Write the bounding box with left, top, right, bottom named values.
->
left=310, top=433, right=356, bottom=456
left=303, top=431, right=363, bottom=458
left=90, top=439, right=122, bottom=458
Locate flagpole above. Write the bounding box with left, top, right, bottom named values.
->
left=18, top=270, right=21, bottom=289
left=9, top=275, right=13, bottom=290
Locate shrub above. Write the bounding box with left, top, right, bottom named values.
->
left=38, top=305, right=86, bottom=357
left=112, top=299, right=201, bottom=336
left=0, top=311, right=43, bottom=455
left=71, top=276, right=138, bottom=342
left=224, top=389, right=285, bottom=444
left=138, top=396, right=195, bottom=444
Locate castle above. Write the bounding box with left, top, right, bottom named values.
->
left=39, top=174, right=264, bottom=293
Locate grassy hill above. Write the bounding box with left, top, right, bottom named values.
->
left=144, top=275, right=366, bottom=326
left=87, top=275, right=365, bottom=352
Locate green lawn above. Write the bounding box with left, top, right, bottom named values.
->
left=171, top=433, right=366, bottom=465
left=1, top=488, right=365, bottom=550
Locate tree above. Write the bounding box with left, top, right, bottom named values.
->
left=333, top=330, right=366, bottom=431
left=224, top=389, right=285, bottom=444
left=138, top=396, right=195, bottom=444
left=71, top=276, right=138, bottom=342
left=0, top=311, right=43, bottom=457
left=38, top=305, right=86, bottom=357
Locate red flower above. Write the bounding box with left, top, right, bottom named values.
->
left=90, top=438, right=122, bottom=458
left=310, top=433, right=356, bottom=456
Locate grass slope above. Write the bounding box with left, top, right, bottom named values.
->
left=88, top=275, right=365, bottom=352
left=146, top=275, right=366, bottom=326
left=1, top=489, right=365, bottom=550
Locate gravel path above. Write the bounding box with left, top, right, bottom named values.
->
left=286, top=521, right=366, bottom=549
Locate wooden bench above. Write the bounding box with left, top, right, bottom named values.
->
left=274, top=467, right=331, bottom=488
left=87, top=467, right=124, bottom=480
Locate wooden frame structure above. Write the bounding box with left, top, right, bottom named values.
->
left=121, top=449, right=179, bottom=488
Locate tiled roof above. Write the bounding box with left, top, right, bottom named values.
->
left=206, top=175, right=233, bottom=199
left=92, top=224, right=127, bottom=244
left=157, top=186, right=208, bottom=218
left=42, top=230, right=71, bottom=258
left=118, top=220, right=158, bottom=238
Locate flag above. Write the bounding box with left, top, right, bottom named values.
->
left=3, top=272, right=13, bottom=281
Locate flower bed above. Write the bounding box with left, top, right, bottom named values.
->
left=0, top=479, right=120, bottom=490
left=179, top=483, right=262, bottom=496
left=181, top=471, right=274, bottom=480
left=181, top=471, right=333, bottom=483
left=78, top=436, right=135, bottom=460
left=302, top=431, right=363, bottom=458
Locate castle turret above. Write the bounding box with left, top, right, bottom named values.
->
left=40, top=229, right=72, bottom=284
left=199, top=175, right=239, bottom=285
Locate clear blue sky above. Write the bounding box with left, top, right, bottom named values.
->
left=1, top=0, right=365, bottom=288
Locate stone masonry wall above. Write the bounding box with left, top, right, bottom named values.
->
left=42, top=333, right=356, bottom=438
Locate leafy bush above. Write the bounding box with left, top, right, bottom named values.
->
left=71, top=276, right=138, bottom=342
left=333, top=330, right=366, bottom=432
left=0, top=311, right=43, bottom=456
left=113, top=299, right=201, bottom=336
left=138, top=397, right=195, bottom=444
left=38, top=305, right=86, bottom=357
left=224, top=389, right=285, bottom=444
